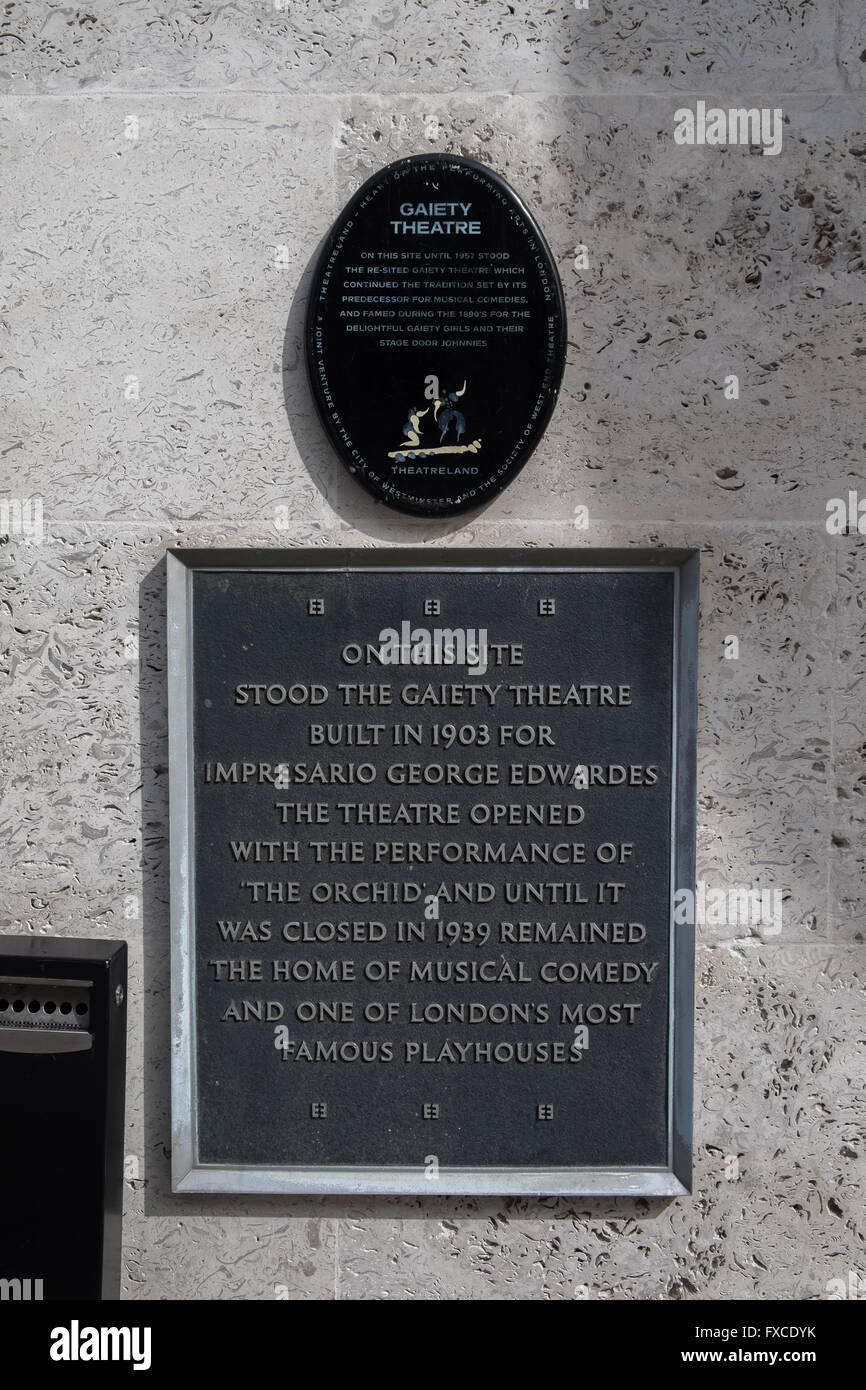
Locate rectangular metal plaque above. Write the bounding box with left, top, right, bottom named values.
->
left=168, top=548, right=697, bottom=1195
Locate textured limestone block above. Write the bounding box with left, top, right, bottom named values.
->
left=330, top=94, right=866, bottom=527
left=831, top=536, right=866, bottom=943
left=565, top=0, right=843, bottom=96
left=0, top=512, right=862, bottom=1299
left=0, top=1, right=846, bottom=97
left=0, top=96, right=336, bottom=530
left=123, top=1209, right=338, bottom=1301
left=4, top=92, right=863, bottom=536
left=696, top=526, right=836, bottom=943
left=0, top=1, right=582, bottom=95
left=333, top=944, right=864, bottom=1300
left=838, top=0, right=866, bottom=90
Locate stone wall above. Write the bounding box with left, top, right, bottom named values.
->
left=1, top=1, right=863, bottom=1299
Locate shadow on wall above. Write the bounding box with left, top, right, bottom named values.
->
left=134, top=155, right=655, bottom=1229
left=135, top=558, right=676, bottom=1228
left=281, top=229, right=492, bottom=543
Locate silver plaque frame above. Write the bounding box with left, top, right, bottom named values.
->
left=168, top=548, right=698, bottom=1195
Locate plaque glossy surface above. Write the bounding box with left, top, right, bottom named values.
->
left=169, top=549, right=697, bottom=1195
left=305, top=155, right=567, bottom=516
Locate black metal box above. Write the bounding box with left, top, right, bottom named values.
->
left=0, top=937, right=127, bottom=1301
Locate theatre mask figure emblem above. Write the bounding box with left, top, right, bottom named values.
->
left=389, top=379, right=482, bottom=464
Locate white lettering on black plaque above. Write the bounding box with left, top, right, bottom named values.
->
left=305, top=155, right=567, bottom=516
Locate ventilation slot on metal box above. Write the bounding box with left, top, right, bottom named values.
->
left=0, top=977, right=93, bottom=1052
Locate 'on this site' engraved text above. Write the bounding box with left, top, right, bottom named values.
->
left=190, top=568, right=677, bottom=1169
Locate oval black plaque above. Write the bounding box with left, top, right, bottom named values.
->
left=305, top=154, right=567, bottom=517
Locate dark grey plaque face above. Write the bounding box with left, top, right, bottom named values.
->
left=305, top=154, right=567, bottom=517
left=168, top=550, right=697, bottom=1195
